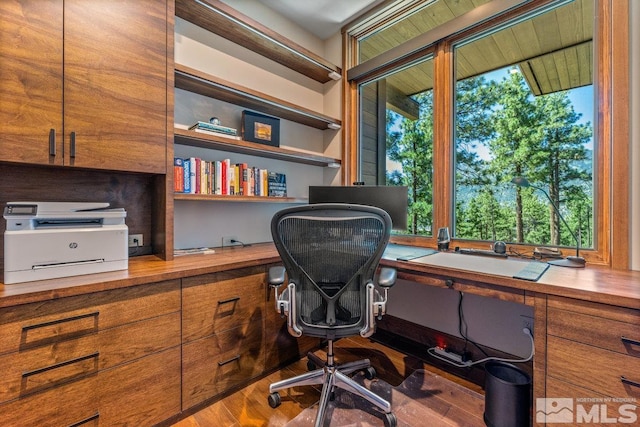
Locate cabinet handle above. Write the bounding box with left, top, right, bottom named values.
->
left=67, top=412, right=100, bottom=427
left=70, top=131, right=76, bottom=158
left=49, top=128, right=56, bottom=156
left=22, top=352, right=100, bottom=378
left=218, top=355, right=240, bottom=367
left=22, top=311, right=100, bottom=332
left=621, top=336, right=640, bottom=347
left=218, top=296, right=240, bottom=305
left=621, top=376, right=640, bottom=389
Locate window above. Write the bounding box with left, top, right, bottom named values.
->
left=346, top=0, right=629, bottom=267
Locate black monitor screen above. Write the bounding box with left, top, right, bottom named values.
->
left=308, top=186, right=408, bottom=231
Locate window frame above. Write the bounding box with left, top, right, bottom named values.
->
left=343, top=0, right=630, bottom=268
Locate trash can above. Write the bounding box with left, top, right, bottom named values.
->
left=483, top=361, right=531, bottom=427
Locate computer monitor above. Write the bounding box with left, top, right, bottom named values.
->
left=308, top=185, right=408, bottom=231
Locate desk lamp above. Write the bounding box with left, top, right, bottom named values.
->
left=511, top=177, right=586, bottom=268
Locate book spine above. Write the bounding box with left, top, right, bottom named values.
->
left=215, top=161, right=222, bottom=195
left=224, top=159, right=231, bottom=195
left=183, top=158, right=191, bottom=194
left=189, top=158, right=196, bottom=194
left=174, top=158, right=184, bottom=193
left=194, top=158, right=201, bottom=194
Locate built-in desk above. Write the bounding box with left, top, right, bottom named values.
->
left=1, top=243, right=639, bottom=426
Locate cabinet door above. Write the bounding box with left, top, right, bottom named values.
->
left=0, top=0, right=64, bottom=166
left=63, top=0, right=168, bottom=173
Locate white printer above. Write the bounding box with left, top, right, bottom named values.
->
left=3, top=202, right=128, bottom=284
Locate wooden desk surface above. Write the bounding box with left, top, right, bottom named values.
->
left=1, top=243, right=639, bottom=310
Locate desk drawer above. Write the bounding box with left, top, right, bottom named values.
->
left=548, top=307, right=640, bottom=357
left=0, top=311, right=180, bottom=404
left=182, top=266, right=267, bottom=342
left=0, top=374, right=99, bottom=427
left=182, top=322, right=265, bottom=409
left=547, top=336, right=640, bottom=399
left=0, top=280, right=180, bottom=355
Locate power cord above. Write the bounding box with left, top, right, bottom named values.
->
left=230, top=239, right=251, bottom=247
left=458, top=291, right=489, bottom=358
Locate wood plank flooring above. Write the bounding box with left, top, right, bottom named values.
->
left=171, top=336, right=485, bottom=427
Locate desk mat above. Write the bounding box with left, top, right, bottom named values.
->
left=383, top=244, right=438, bottom=261
left=283, top=369, right=485, bottom=427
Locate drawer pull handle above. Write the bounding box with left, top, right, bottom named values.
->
left=621, top=376, right=640, bottom=389
left=67, top=412, right=100, bottom=427
left=22, top=352, right=100, bottom=378
left=621, top=336, right=640, bottom=347
left=70, top=131, right=76, bottom=158
left=218, top=355, right=240, bottom=367
left=49, top=128, right=56, bottom=156
left=22, top=311, right=100, bottom=332
left=218, top=297, right=240, bottom=305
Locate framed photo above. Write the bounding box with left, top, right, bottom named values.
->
left=242, top=111, right=280, bottom=147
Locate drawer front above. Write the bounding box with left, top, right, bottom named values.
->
left=183, top=322, right=265, bottom=409
left=547, top=336, right=640, bottom=399
left=0, top=374, right=99, bottom=427
left=0, top=311, right=180, bottom=404
left=548, top=307, right=640, bottom=357
left=182, top=266, right=267, bottom=342
left=0, top=280, right=180, bottom=355
left=545, top=378, right=637, bottom=425
left=99, top=346, right=181, bottom=427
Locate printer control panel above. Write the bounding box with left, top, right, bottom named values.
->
left=4, top=204, right=37, bottom=215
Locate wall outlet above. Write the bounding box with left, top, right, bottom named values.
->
left=128, top=234, right=143, bottom=247
left=521, top=315, right=534, bottom=334
left=221, top=236, right=237, bottom=247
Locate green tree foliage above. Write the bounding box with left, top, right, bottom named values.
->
left=385, top=69, right=593, bottom=248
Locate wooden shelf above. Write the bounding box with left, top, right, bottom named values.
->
left=175, top=0, right=341, bottom=83
left=174, top=128, right=341, bottom=168
left=174, top=193, right=307, bottom=203
left=175, top=65, right=341, bottom=130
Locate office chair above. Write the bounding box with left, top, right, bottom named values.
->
left=267, top=203, right=397, bottom=427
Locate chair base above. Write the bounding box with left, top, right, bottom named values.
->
left=268, top=342, right=395, bottom=427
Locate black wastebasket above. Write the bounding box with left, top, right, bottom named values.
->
left=484, top=361, right=531, bottom=427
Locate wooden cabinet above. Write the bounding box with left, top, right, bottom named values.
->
left=0, top=0, right=168, bottom=173
left=181, top=264, right=316, bottom=410
left=0, top=280, right=181, bottom=426
left=182, top=266, right=267, bottom=409
left=545, top=296, right=640, bottom=401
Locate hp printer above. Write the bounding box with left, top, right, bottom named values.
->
left=3, top=202, right=128, bottom=284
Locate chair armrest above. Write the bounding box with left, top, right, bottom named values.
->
left=269, top=266, right=286, bottom=286
left=377, top=267, right=396, bottom=288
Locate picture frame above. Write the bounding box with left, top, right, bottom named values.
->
left=242, top=110, right=280, bottom=147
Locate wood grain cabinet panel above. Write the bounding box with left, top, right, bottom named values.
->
left=182, top=322, right=265, bottom=409
left=0, top=281, right=181, bottom=425
left=0, top=0, right=168, bottom=173
left=182, top=266, right=268, bottom=342
left=546, top=296, right=640, bottom=402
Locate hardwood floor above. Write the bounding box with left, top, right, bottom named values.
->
left=172, top=336, right=484, bottom=427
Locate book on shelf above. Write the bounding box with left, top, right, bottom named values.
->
left=183, top=157, right=191, bottom=194
left=174, top=158, right=184, bottom=193
left=268, top=171, right=287, bottom=197
left=193, top=127, right=241, bottom=140
left=189, top=121, right=238, bottom=135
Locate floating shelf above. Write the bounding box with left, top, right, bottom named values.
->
left=175, top=0, right=342, bottom=83
left=174, top=193, right=307, bottom=203
left=175, top=65, right=342, bottom=130
left=174, top=128, right=341, bottom=168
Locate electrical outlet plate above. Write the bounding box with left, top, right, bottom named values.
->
left=521, top=315, right=534, bottom=334
left=128, top=234, right=143, bottom=247
left=221, top=236, right=237, bottom=247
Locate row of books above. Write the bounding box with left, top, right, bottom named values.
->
left=174, top=157, right=286, bottom=197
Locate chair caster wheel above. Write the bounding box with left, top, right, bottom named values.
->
left=384, top=412, right=397, bottom=427
left=307, top=360, right=316, bottom=371
left=268, top=392, right=281, bottom=408
left=364, top=366, right=376, bottom=380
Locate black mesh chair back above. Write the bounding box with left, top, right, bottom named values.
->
left=271, top=203, right=391, bottom=339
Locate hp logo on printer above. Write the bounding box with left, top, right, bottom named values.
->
left=69, top=242, right=78, bottom=249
